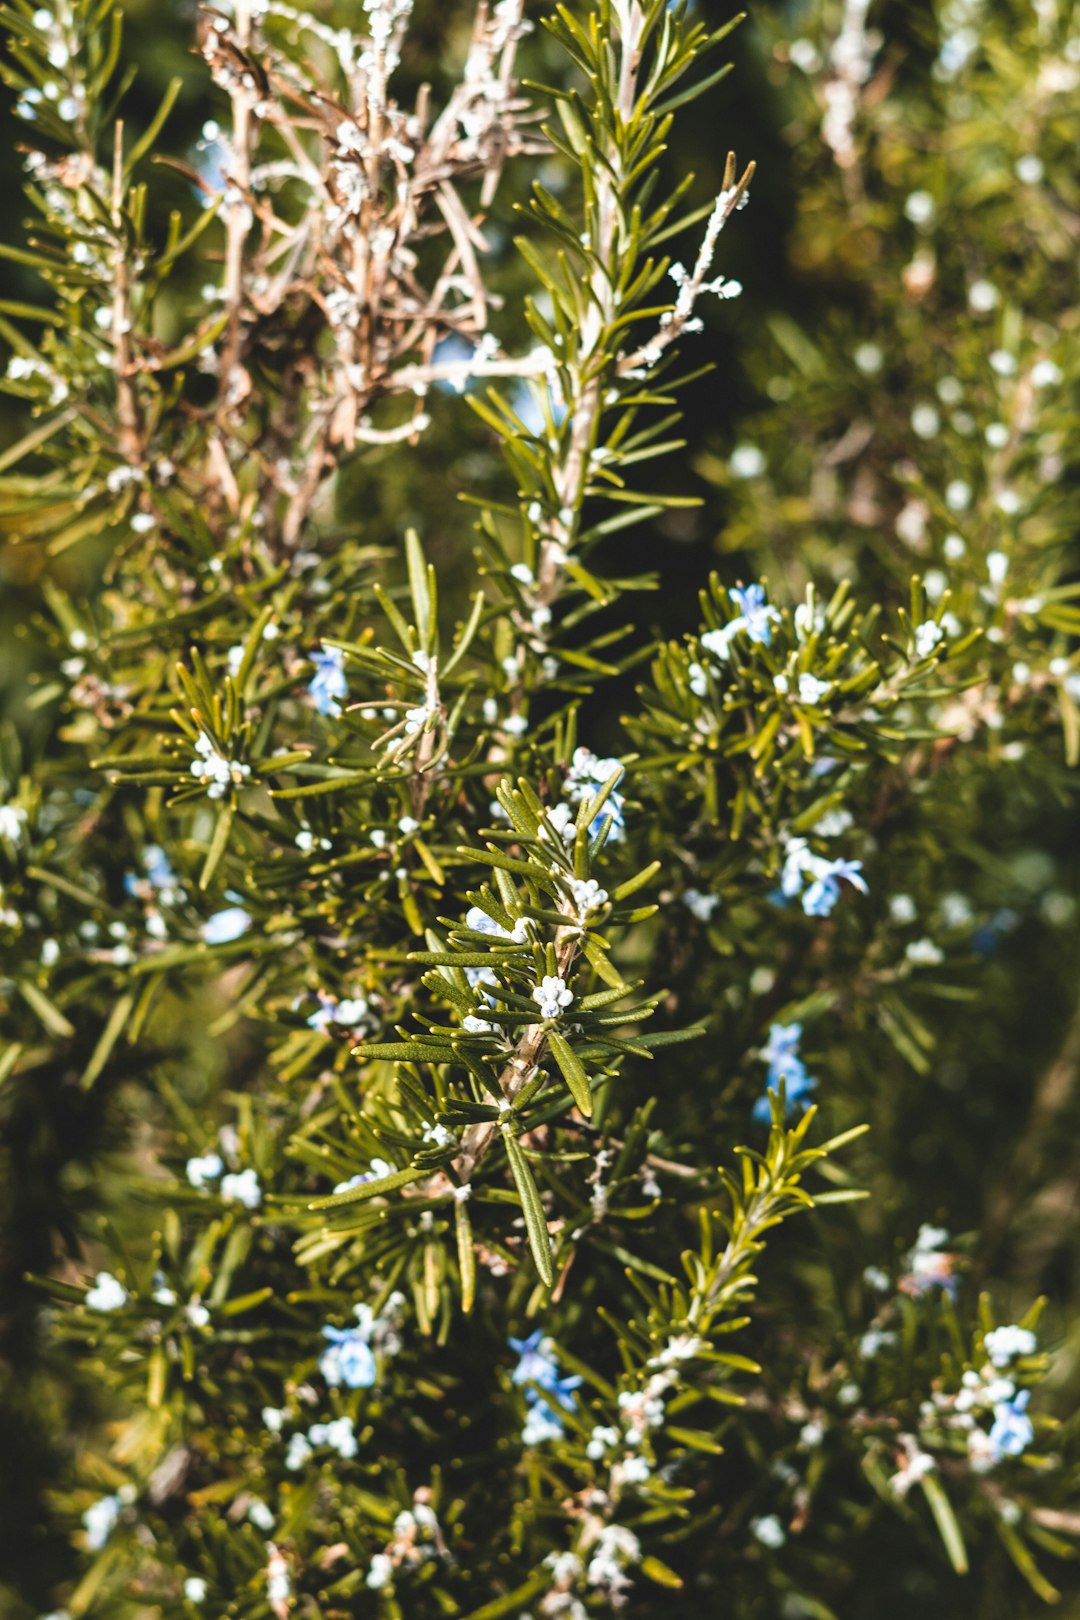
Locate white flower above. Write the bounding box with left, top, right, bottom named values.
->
left=0, top=804, right=27, bottom=842
left=83, top=1493, right=122, bottom=1550
left=797, top=673, right=832, bottom=705
left=220, top=1168, right=262, bottom=1209
left=912, top=619, right=944, bottom=659
left=983, top=1325, right=1037, bottom=1368
left=586, top=1424, right=620, bottom=1459
left=464, top=905, right=528, bottom=943
left=1031, top=359, right=1061, bottom=388
left=682, top=888, right=720, bottom=922
left=911, top=402, right=940, bottom=439
left=190, top=732, right=249, bottom=799
left=285, top=1432, right=313, bottom=1471
left=248, top=1500, right=275, bottom=1532
left=202, top=907, right=251, bottom=945
left=540, top=801, right=577, bottom=842
left=617, top=1454, right=652, bottom=1484
left=688, top=660, right=708, bottom=696
left=308, top=1415, right=358, bottom=1459
left=522, top=1403, right=564, bottom=1445
left=569, top=877, right=608, bottom=916
left=889, top=1435, right=936, bottom=1497
left=585, top=1523, right=641, bottom=1588
left=186, top=1151, right=224, bottom=1188
left=532, top=974, right=573, bottom=1019
left=85, top=1271, right=128, bottom=1311
left=266, top=1545, right=291, bottom=1605
left=367, top=1553, right=394, bottom=1589
left=751, top=1514, right=786, bottom=1548
left=336, top=996, right=371, bottom=1027
left=904, top=190, right=935, bottom=227
left=183, top=1577, right=208, bottom=1601
left=729, top=444, right=765, bottom=479
left=968, top=279, right=999, bottom=313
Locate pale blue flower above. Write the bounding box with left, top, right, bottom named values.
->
left=202, top=907, right=251, bottom=944
left=320, top=1324, right=377, bottom=1388
left=988, top=1390, right=1033, bottom=1460
left=83, top=1493, right=122, bottom=1550
left=509, top=1330, right=582, bottom=1442
left=564, top=747, right=626, bottom=841
left=802, top=857, right=867, bottom=917
left=728, top=583, right=779, bottom=645
left=754, top=1022, right=817, bottom=1122
left=309, top=647, right=348, bottom=718
left=186, top=1152, right=224, bottom=1189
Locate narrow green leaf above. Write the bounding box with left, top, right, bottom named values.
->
left=919, top=1473, right=969, bottom=1575
left=80, top=992, right=135, bottom=1089
left=307, top=1164, right=422, bottom=1210
left=455, top=1195, right=476, bottom=1314
left=503, top=1130, right=553, bottom=1287
left=546, top=1026, right=593, bottom=1118
left=18, top=979, right=74, bottom=1039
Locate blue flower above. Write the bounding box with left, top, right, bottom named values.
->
left=728, top=583, right=777, bottom=644
left=801, top=858, right=868, bottom=918
left=509, top=1330, right=583, bottom=1422
left=754, top=1022, right=818, bottom=1122
left=564, top=748, right=626, bottom=843
left=988, top=1390, right=1033, bottom=1460
left=309, top=647, right=348, bottom=718
left=320, top=1324, right=377, bottom=1389
left=202, top=906, right=251, bottom=945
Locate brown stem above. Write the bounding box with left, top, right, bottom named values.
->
left=111, top=123, right=142, bottom=467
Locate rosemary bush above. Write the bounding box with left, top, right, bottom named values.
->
left=1, top=1, right=1080, bottom=1617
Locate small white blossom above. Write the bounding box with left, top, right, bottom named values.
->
left=83, top=1494, right=123, bottom=1550
left=889, top=1435, right=936, bottom=1497
left=968, top=279, right=999, bottom=313
left=569, top=877, right=608, bottom=916
left=913, top=620, right=944, bottom=658
left=190, top=732, right=250, bottom=799
left=0, top=804, right=27, bottom=843
left=751, top=1514, right=786, bottom=1549
left=220, top=1168, right=262, bottom=1209
left=532, top=974, right=573, bottom=1019
left=1031, top=358, right=1061, bottom=388
left=683, top=888, right=720, bottom=922
left=983, top=1325, right=1037, bottom=1368
left=85, top=1271, right=128, bottom=1311
left=729, top=444, right=765, bottom=479
left=367, top=1553, right=394, bottom=1589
